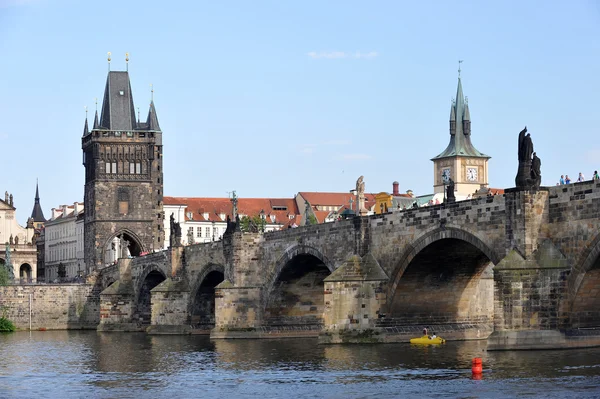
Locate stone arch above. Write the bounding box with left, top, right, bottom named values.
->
left=388, top=227, right=500, bottom=302
left=265, top=244, right=334, bottom=300
left=263, top=244, right=334, bottom=328
left=564, top=231, right=600, bottom=327
left=135, top=264, right=167, bottom=325
left=188, top=263, right=225, bottom=330
left=19, top=263, right=32, bottom=283
left=102, top=229, right=145, bottom=265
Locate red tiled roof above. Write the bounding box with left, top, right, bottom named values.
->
left=163, top=197, right=300, bottom=226
left=298, top=192, right=376, bottom=209
left=313, top=210, right=331, bottom=223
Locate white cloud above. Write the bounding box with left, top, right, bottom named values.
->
left=299, top=145, right=315, bottom=155
left=307, top=51, right=378, bottom=60
left=336, top=153, right=372, bottom=161
left=322, top=139, right=352, bottom=146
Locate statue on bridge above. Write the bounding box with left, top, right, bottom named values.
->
left=515, top=126, right=542, bottom=190
left=169, top=213, right=182, bottom=247
left=446, top=178, right=456, bottom=203
left=356, top=176, right=368, bottom=216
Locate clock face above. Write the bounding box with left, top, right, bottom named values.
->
left=442, top=168, right=451, bottom=182
left=467, top=167, right=478, bottom=181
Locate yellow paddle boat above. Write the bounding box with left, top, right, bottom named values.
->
left=410, top=335, right=446, bottom=345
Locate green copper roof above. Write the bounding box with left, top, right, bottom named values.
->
left=432, top=77, right=490, bottom=160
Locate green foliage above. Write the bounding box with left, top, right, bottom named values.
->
left=308, top=215, right=318, bottom=225
left=58, top=263, right=66, bottom=278
left=240, top=215, right=267, bottom=233
left=0, top=266, right=9, bottom=286
left=0, top=317, right=15, bottom=332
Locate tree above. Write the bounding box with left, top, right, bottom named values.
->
left=0, top=267, right=9, bottom=286
left=240, top=215, right=267, bottom=233
left=308, top=215, right=318, bottom=225
left=58, top=263, right=66, bottom=279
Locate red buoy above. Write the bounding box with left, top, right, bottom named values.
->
left=472, top=357, right=483, bottom=375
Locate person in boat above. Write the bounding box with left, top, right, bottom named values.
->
left=423, top=327, right=428, bottom=337
left=431, top=332, right=437, bottom=339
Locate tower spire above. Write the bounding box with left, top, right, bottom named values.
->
left=30, top=180, right=46, bottom=223
left=83, top=106, right=89, bottom=136
left=93, top=98, right=99, bottom=129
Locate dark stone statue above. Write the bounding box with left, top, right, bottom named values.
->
left=531, top=152, right=542, bottom=186
left=515, top=126, right=541, bottom=190
left=446, top=178, right=456, bottom=203
left=169, top=212, right=182, bottom=247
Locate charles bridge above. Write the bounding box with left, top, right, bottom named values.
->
left=3, top=182, right=600, bottom=350
left=84, top=180, right=599, bottom=350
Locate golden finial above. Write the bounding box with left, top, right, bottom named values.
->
left=150, top=83, right=154, bottom=102
left=125, top=52, right=129, bottom=71
left=107, top=51, right=111, bottom=71
left=458, top=60, right=463, bottom=78
left=95, top=97, right=98, bottom=112
left=85, top=105, right=88, bottom=119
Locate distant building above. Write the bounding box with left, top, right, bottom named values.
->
left=374, top=181, right=415, bottom=214
left=162, top=197, right=300, bottom=248
left=44, top=203, right=84, bottom=282
left=0, top=185, right=44, bottom=283
left=295, top=191, right=376, bottom=223
left=431, top=75, right=490, bottom=197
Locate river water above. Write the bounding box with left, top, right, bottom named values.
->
left=0, top=331, right=599, bottom=398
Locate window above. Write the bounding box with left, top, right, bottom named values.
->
left=213, top=227, right=218, bottom=237
left=118, top=189, right=129, bottom=215
left=112, top=162, right=117, bottom=174
left=129, top=162, right=135, bottom=174
left=136, top=162, right=141, bottom=174
left=205, top=227, right=210, bottom=237
left=197, top=227, right=201, bottom=237
left=105, top=162, right=111, bottom=174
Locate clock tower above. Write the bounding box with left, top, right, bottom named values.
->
left=431, top=75, right=490, bottom=196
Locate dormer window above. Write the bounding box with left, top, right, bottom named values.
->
left=219, top=213, right=226, bottom=221
left=187, top=212, right=193, bottom=220
left=288, top=214, right=294, bottom=220
left=270, top=215, right=276, bottom=223
left=119, top=90, right=124, bottom=96
left=203, top=212, right=209, bottom=220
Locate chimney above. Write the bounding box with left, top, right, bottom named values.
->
left=62, top=204, right=69, bottom=217
left=392, top=181, right=399, bottom=196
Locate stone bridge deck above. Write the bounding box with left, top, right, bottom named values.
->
left=94, top=181, right=600, bottom=349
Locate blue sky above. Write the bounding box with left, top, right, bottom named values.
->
left=1, top=0, right=599, bottom=225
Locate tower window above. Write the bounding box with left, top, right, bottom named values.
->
left=112, top=162, right=117, bottom=174
left=119, top=91, right=124, bottom=96
left=129, top=162, right=135, bottom=174
left=118, top=189, right=130, bottom=215
left=105, top=162, right=111, bottom=174
left=136, top=162, right=141, bottom=174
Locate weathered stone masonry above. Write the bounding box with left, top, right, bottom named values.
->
left=87, top=181, right=600, bottom=349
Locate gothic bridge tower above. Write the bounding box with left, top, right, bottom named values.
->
left=431, top=74, right=490, bottom=196
left=82, top=68, right=164, bottom=273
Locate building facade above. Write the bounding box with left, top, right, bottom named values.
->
left=162, top=196, right=300, bottom=248
left=44, top=203, right=84, bottom=282
left=0, top=187, right=44, bottom=283
left=82, top=69, right=164, bottom=273
left=431, top=76, right=490, bottom=196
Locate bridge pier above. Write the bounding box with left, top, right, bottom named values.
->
left=97, top=259, right=143, bottom=332
left=211, top=281, right=264, bottom=338
left=319, top=254, right=388, bottom=344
